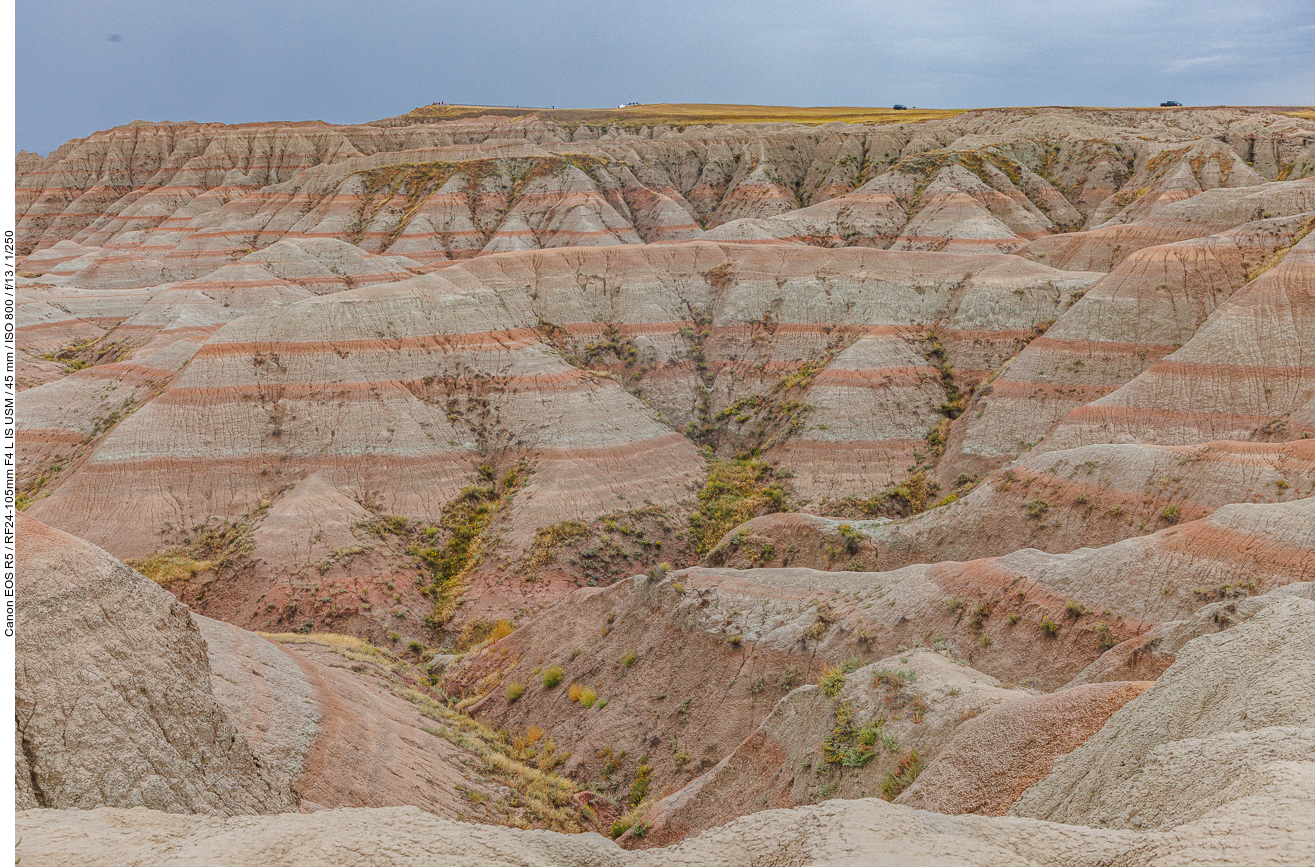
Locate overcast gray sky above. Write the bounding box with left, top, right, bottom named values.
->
left=16, top=0, right=1315, bottom=155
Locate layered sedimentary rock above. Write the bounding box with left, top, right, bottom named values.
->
left=1040, top=229, right=1315, bottom=450
left=894, top=681, right=1152, bottom=816
left=951, top=199, right=1315, bottom=476
left=19, top=108, right=1315, bottom=279
left=22, top=242, right=1095, bottom=639
left=633, top=662, right=1149, bottom=845
left=712, top=438, right=1315, bottom=574
left=15, top=103, right=1315, bottom=865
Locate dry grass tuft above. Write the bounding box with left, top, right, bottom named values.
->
left=127, top=552, right=214, bottom=586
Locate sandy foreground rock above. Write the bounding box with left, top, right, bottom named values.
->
left=18, top=766, right=1315, bottom=867
left=1012, top=593, right=1315, bottom=829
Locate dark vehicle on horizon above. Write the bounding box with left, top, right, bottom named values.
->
left=893, top=104, right=908, bottom=110
left=1161, top=100, right=1182, bottom=107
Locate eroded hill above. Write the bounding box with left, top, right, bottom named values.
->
left=13, top=103, right=1315, bottom=858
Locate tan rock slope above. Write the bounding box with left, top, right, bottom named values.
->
left=631, top=669, right=1151, bottom=845
left=1012, top=588, right=1315, bottom=830
left=15, top=515, right=296, bottom=814
left=19, top=569, right=1315, bottom=864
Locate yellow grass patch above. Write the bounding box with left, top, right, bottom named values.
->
left=258, top=631, right=389, bottom=661
left=126, top=552, right=214, bottom=586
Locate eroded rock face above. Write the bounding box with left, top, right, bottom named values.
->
left=444, top=495, right=1315, bottom=827
left=1011, top=593, right=1315, bottom=830
left=15, top=514, right=595, bottom=830
left=894, top=680, right=1152, bottom=816
left=14, top=515, right=297, bottom=814
left=632, top=649, right=1028, bottom=846
left=17, top=108, right=1315, bottom=640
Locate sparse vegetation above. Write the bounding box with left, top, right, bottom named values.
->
left=126, top=552, right=214, bottom=586
left=831, top=472, right=933, bottom=518
left=822, top=701, right=899, bottom=768
left=129, top=500, right=273, bottom=588
left=1095, top=624, right=1119, bottom=652
left=453, top=618, right=514, bottom=652
left=526, top=520, right=590, bottom=569
left=881, top=750, right=925, bottom=800
left=1063, top=600, right=1088, bottom=619
left=629, top=763, right=652, bottom=807
left=506, top=681, right=526, bottom=703
left=689, top=457, right=786, bottom=553
left=542, top=665, right=565, bottom=688
left=265, top=632, right=588, bottom=830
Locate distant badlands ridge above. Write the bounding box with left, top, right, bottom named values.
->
left=13, top=103, right=1315, bottom=863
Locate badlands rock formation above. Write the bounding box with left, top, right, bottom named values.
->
left=14, top=104, right=1315, bottom=863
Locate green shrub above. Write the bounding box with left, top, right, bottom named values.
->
left=621, top=651, right=638, bottom=667
left=836, top=523, right=865, bottom=553
left=629, top=764, right=652, bottom=806
left=819, top=665, right=847, bottom=698
left=505, top=681, right=526, bottom=702
left=1096, top=623, right=1119, bottom=652
left=542, top=665, right=565, bottom=688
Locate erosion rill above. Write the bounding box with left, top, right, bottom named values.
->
left=14, top=105, right=1315, bottom=865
